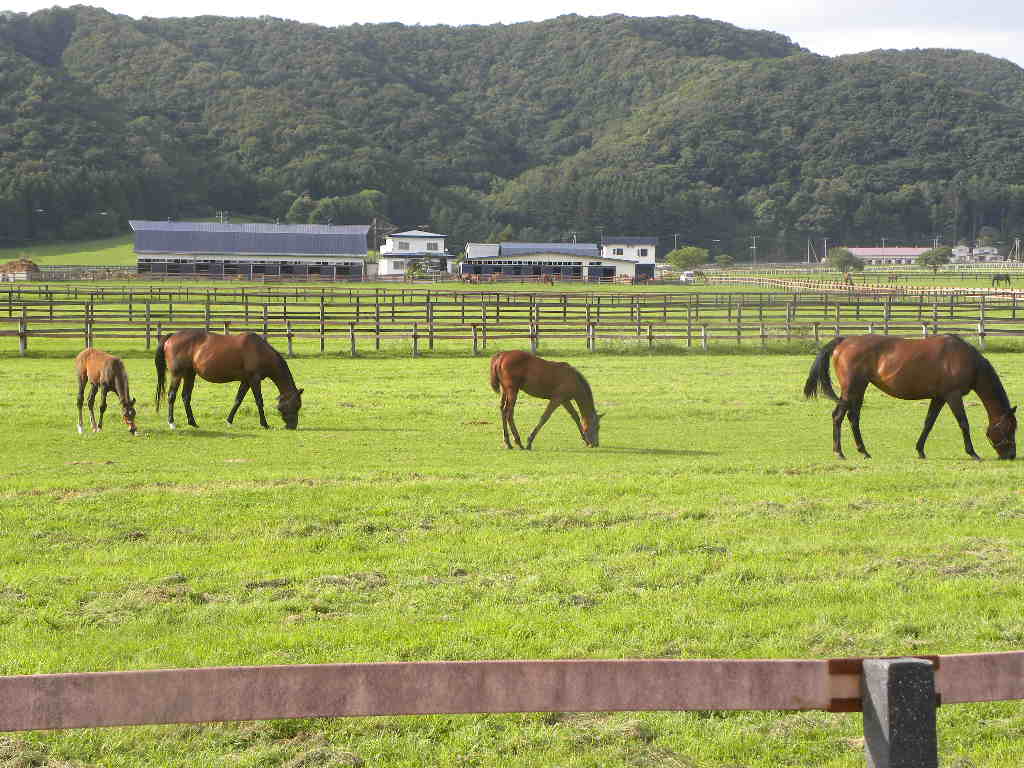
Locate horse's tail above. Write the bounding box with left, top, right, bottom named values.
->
left=803, top=336, right=845, bottom=401
left=154, top=334, right=168, bottom=411
left=489, top=353, right=502, bottom=393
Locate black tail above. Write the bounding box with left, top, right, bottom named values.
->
left=803, top=336, right=844, bottom=401
left=154, top=335, right=168, bottom=412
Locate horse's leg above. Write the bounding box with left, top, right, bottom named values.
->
left=527, top=398, right=563, bottom=450
left=250, top=378, right=270, bottom=428
left=181, top=373, right=199, bottom=428
left=167, top=374, right=182, bottom=429
left=86, top=382, right=99, bottom=432
left=226, top=381, right=250, bottom=425
left=831, top=399, right=849, bottom=459
left=915, top=397, right=946, bottom=459
left=498, top=389, right=512, bottom=449
left=946, top=393, right=981, bottom=460
left=76, top=374, right=87, bottom=434
left=846, top=381, right=871, bottom=458
left=562, top=400, right=585, bottom=441
left=97, top=384, right=110, bottom=430
left=502, top=389, right=524, bottom=449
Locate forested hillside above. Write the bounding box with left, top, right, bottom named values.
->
left=2, top=7, right=1024, bottom=258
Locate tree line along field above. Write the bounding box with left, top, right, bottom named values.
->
left=2, top=338, right=1024, bottom=766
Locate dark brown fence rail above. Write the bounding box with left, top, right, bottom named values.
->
left=3, top=286, right=1024, bottom=355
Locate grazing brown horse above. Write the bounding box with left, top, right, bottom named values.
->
left=489, top=350, right=601, bottom=449
left=155, top=330, right=303, bottom=430
left=541, top=273, right=555, bottom=286
left=992, top=273, right=1012, bottom=287
left=804, top=334, right=1016, bottom=460
left=75, top=348, right=137, bottom=435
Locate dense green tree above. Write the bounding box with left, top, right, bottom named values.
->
left=827, top=247, right=863, bottom=272
left=667, top=246, right=709, bottom=270
left=715, top=253, right=734, bottom=267
left=918, top=246, right=953, bottom=272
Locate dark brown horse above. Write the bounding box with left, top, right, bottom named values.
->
left=992, top=273, right=1012, bottom=287
left=75, top=348, right=137, bottom=435
left=155, top=330, right=303, bottom=430
left=489, top=350, right=601, bottom=449
left=804, top=334, right=1016, bottom=460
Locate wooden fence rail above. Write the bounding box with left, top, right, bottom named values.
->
left=2, top=651, right=1023, bottom=766
left=5, top=314, right=1024, bottom=357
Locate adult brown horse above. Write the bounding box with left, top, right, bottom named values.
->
left=489, top=350, right=601, bottom=449
left=75, top=348, right=137, bottom=435
left=155, top=330, right=303, bottom=430
left=804, top=334, right=1016, bottom=460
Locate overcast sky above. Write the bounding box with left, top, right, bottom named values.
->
left=6, top=0, right=1024, bottom=67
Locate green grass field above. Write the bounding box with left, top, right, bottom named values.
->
left=2, top=337, right=1024, bottom=766
left=0, top=234, right=136, bottom=266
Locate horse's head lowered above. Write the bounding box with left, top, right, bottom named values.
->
left=582, top=411, right=603, bottom=448
left=987, top=406, right=1017, bottom=460
left=121, top=397, right=138, bottom=435
left=278, top=388, right=303, bottom=430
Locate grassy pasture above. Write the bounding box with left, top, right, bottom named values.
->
left=2, top=338, right=1024, bottom=766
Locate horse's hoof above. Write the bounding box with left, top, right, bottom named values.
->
left=917, top=453, right=926, bottom=460
left=76, top=425, right=83, bottom=434
left=971, top=454, right=982, bottom=461
left=835, top=453, right=846, bottom=460
left=860, top=452, right=872, bottom=459
left=169, top=423, right=176, bottom=430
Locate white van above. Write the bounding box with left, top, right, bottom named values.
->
left=679, top=270, right=696, bottom=284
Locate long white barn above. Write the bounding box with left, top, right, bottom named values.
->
left=463, top=240, right=657, bottom=280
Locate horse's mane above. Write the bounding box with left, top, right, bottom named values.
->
left=970, top=343, right=1012, bottom=410
left=271, top=346, right=297, bottom=391
left=573, top=367, right=595, bottom=410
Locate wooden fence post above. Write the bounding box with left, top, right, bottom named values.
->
left=412, top=323, right=419, bottom=357
left=320, top=295, right=326, bottom=354
left=861, top=658, right=938, bottom=768
left=18, top=311, right=27, bottom=356
left=262, top=304, right=269, bottom=339
left=701, top=323, right=708, bottom=351
left=286, top=322, right=293, bottom=357
left=472, top=324, right=479, bottom=356
left=350, top=323, right=357, bottom=357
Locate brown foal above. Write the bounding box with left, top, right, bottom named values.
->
left=75, top=348, right=137, bottom=435
left=489, top=350, right=601, bottom=449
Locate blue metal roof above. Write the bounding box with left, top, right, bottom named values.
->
left=603, top=236, right=658, bottom=245
left=498, top=242, right=599, bottom=258
left=130, top=221, right=369, bottom=257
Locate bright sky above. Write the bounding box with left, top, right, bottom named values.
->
left=6, top=0, right=1024, bottom=68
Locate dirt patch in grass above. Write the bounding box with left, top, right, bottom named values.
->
left=315, top=572, right=387, bottom=590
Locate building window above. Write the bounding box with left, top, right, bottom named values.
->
left=613, top=248, right=624, bottom=256
left=398, top=242, right=410, bottom=251
left=393, top=260, right=405, bottom=270
left=426, top=242, right=439, bottom=251
left=639, top=248, right=648, bottom=258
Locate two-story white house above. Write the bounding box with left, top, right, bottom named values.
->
left=601, top=237, right=658, bottom=280
left=378, top=230, right=451, bottom=277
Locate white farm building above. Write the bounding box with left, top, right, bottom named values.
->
left=462, top=238, right=657, bottom=281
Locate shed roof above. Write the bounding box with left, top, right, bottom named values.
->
left=130, top=220, right=369, bottom=257
left=498, top=242, right=600, bottom=258
left=390, top=230, right=446, bottom=238
left=603, top=236, right=658, bottom=245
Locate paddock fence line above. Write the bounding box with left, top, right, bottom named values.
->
left=704, top=273, right=1024, bottom=297
left=4, top=286, right=1024, bottom=355
left=2, top=651, right=1023, bottom=765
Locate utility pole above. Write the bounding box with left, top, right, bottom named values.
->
left=750, top=235, right=758, bottom=266
left=823, top=237, right=828, bottom=260
left=673, top=233, right=679, bottom=250
left=881, top=237, right=887, bottom=249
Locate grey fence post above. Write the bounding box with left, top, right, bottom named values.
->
left=861, top=658, right=938, bottom=768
